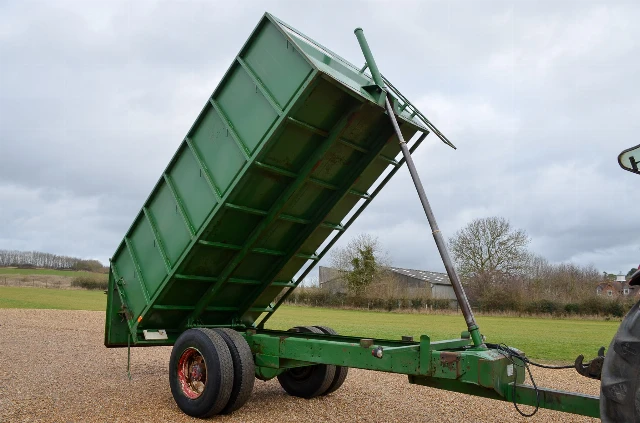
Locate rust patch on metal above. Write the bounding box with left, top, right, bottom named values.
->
left=360, top=339, right=374, bottom=348
left=257, top=167, right=286, bottom=183
left=311, top=160, right=322, bottom=173
left=440, top=352, right=461, bottom=376
left=440, top=352, right=460, bottom=365
left=542, top=389, right=566, bottom=407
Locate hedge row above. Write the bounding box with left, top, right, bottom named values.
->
left=71, top=275, right=108, bottom=291
left=476, top=297, right=634, bottom=317
left=284, top=288, right=636, bottom=317
left=284, top=289, right=452, bottom=311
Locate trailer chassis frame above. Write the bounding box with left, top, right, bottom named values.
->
left=245, top=329, right=600, bottom=418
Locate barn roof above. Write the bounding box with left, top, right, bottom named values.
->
left=387, top=267, right=451, bottom=286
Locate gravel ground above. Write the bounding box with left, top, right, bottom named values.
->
left=0, top=309, right=600, bottom=422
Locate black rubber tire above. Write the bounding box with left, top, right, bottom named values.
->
left=601, top=300, right=640, bottom=422
left=313, top=325, right=349, bottom=395
left=169, top=328, right=234, bottom=418
left=277, top=326, right=336, bottom=398
left=213, top=328, right=255, bottom=414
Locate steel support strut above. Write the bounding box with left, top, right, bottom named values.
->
left=354, top=28, right=384, bottom=88
left=354, top=28, right=484, bottom=348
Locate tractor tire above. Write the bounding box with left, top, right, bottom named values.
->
left=313, top=325, right=349, bottom=395
left=169, top=328, right=234, bottom=418
left=277, top=326, right=336, bottom=398
left=601, top=300, right=640, bottom=422
left=213, top=328, right=255, bottom=414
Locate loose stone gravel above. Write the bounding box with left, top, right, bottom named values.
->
left=0, top=309, right=600, bottom=422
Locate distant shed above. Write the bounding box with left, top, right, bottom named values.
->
left=319, top=265, right=456, bottom=300
left=387, top=267, right=455, bottom=299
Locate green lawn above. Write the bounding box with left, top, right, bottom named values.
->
left=0, top=267, right=98, bottom=277
left=0, top=287, right=619, bottom=362
left=264, top=307, right=618, bottom=362
left=0, top=286, right=106, bottom=311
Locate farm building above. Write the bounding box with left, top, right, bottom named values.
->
left=319, top=265, right=456, bottom=300
left=596, top=273, right=639, bottom=298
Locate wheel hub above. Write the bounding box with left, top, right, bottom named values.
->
left=177, top=347, right=207, bottom=399
left=288, top=366, right=314, bottom=380
left=190, top=362, right=206, bottom=382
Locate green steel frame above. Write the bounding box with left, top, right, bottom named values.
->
left=257, top=132, right=428, bottom=328
left=104, top=13, right=604, bottom=420
left=244, top=329, right=600, bottom=418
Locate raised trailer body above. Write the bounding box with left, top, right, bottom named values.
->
left=105, top=13, right=426, bottom=347
left=105, top=12, right=610, bottom=421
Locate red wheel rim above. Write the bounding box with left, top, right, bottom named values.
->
left=177, top=347, right=207, bottom=399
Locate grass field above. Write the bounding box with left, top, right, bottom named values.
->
left=0, top=267, right=98, bottom=277
left=0, top=286, right=620, bottom=361
left=268, top=306, right=619, bottom=362
left=0, top=286, right=106, bottom=311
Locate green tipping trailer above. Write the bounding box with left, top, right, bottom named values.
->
left=104, top=13, right=432, bottom=347
left=105, top=12, right=630, bottom=421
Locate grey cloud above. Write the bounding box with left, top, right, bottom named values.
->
left=1, top=0, right=638, bottom=275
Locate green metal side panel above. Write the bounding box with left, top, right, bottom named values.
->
left=105, top=13, right=429, bottom=346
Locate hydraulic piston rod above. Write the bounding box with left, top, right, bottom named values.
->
left=354, top=28, right=484, bottom=348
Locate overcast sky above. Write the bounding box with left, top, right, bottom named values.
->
left=1, top=0, right=639, bottom=278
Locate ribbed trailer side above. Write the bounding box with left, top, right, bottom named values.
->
left=105, top=13, right=428, bottom=346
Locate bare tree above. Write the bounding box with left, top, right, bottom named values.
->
left=365, top=272, right=406, bottom=299
left=0, top=249, right=107, bottom=272
left=449, top=216, right=531, bottom=280
left=524, top=255, right=601, bottom=301
left=299, top=276, right=319, bottom=288
left=330, top=233, right=390, bottom=295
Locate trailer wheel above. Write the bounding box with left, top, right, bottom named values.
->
left=601, top=300, right=640, bottom=422
left=313, top=325, right=349, bottom=395
left=213, top=328, right=255, bottom=414
left=277, top=326, right=336, bottom=398
left=169, top=328, right=234, bottom=418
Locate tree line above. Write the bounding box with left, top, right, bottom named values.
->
left=0, top=250, right=107, bottom=273
left=309, top=216, right=635, bottom=317
left=448, top=216, right=627, bottom=310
